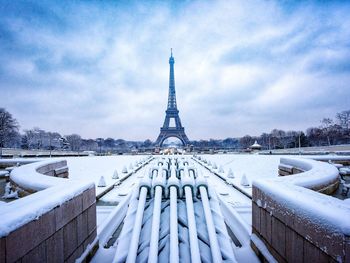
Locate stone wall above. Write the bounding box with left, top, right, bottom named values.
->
left=252, top=158, right=349, bottom=262
left=1, top=160, right=97, bottom=263
left=10, top=160, right=69, bottom=197
left=251, top=186, right=349, bottom=262
left=0, top=187, right=96, bottom=263
left=278, top=159, right=339, bottom=195
left=278, top=163, right=303, bottom=176
left=36, top=160, right=69, bottom=178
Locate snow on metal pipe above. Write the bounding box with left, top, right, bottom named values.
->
left=184, top=186, right=201, bottom=263
left=180, top=163, right=201, bottom=262
left=169, top=187, right=179, bottom=262
left=200, top=186, right=223, bottom=263
left=169, top=186, right=179, bottom=263
left=113, top=190, right=140, bottom=263
left=148, top=164, right=167, bottom=262
left=148, top=186, right=162, bottom=263
left=167, top=164, right=180, bottom=262
left=126, top=186, right=148, bottom=263
left=195, top=169, right=222, bottom=261
left=182, top=167, right=195, bottom=196
left=207, top=189, right=237, bottom=261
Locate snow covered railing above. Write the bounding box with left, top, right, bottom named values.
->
left=252, top=157, right=350, bottom=262
left=10, top=159, right=69, bottom=195
left=0, top=159, right=97, bottom=262
left=277, top=157, right=340, bottom=194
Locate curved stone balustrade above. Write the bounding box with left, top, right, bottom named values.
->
left=277, top=157, right=340, bottom=194
left=10, top=159, right=69, bottom=196
left=0, top=159, right=97, bottom=263
left=252, top=157, right=350, bottom=262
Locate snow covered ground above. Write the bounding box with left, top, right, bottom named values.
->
left=66, top=155, right=150, bottom=196
left=196, top=153, right=350, bottom=197
left=198, top=154, right=282, bottom=196
left=1, top=154, right=306, bottom=200
left=3, top=153, right=349, bottom=262
left=4, top=154, right=348, bottom=202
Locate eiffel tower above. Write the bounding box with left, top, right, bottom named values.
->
left=155, top=50, right=190, bottom=147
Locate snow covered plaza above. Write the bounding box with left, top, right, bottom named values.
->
left=2, top=1, right=350, bottom=262
left=1, top=34, right=350, bottom=263
left=1, top=35, right=350, bottom=263
left=0, top=154, right=349, bottom=262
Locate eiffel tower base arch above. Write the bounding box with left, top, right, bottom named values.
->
left=155, top=128, right=190, bottom=147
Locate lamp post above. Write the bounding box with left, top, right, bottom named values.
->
left=96, top=138, right=103, bottom=156
left=49, top=132, right=52, bottom=157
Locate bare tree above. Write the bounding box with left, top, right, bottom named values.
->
left=259, top=133, right=270, bottom=150
left=274, top=130, right=294, bottom=149
left=320, top=118, right=333, bottom=146
left=23, top=127, right=46, bottom=149
left=336, top=110, right=350, bottom=144
left=23, top=129, right=36, bottom=149
left=65, top=134, right=82, bottom=152
left=270, top=129, right=283, bottom=149
left=0, top=108, right=19, bottom=157
left=239, top=135, right=253, bottom=149
left=336, top=110, right=350, bottom=130
left=81, top=139, right=98, bottom=151
left=307, top=127, right=322, bottom=146
left=104, top=138, right=115, bottom=152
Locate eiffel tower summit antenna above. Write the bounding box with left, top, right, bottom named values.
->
left=155, top=50, right=190, bottom=147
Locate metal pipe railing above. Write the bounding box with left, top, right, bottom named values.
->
left=200, top=186, right=222, bottom=263
left=148, top=186, right=162, bottom=262
left=169, top=186, right=179, bottom=263
left=126, top=186, right=148, bottom=263
left=168, top=165, right=180, bottom=263
left=184, top=185, right=201, bottom=263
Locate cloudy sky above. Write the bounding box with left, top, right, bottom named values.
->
left=1, top=1, right=350, bottom=141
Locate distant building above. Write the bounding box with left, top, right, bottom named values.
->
left=250, top=140, right=262, bottom=150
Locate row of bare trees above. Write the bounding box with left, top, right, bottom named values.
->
left=0, top=108, right=150, bottom=156
left=238, top=130, right=308, bottom=150
left=1, top=108, right=349, bottom=155
left=236, top=110, right=350, bottom=150
left=307, top=111, right=350, bottom=146
left=0, top=108, right=88, bottom=156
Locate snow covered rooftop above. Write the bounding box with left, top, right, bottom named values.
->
left=250, top=141, right=262, bottom=149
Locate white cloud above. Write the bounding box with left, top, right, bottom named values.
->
left=1, top=1, right=350, bottom=140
